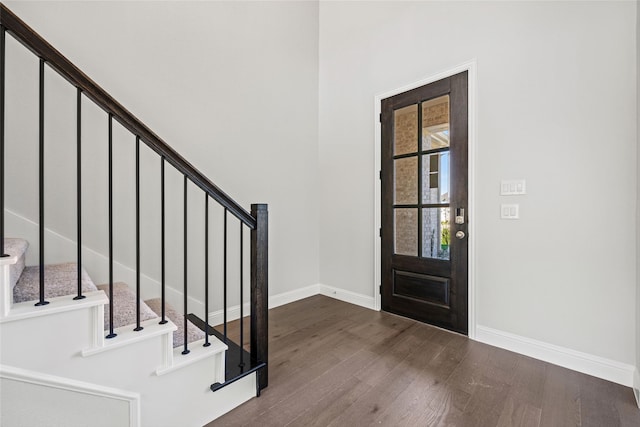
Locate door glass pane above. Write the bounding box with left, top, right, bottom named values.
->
left=422, top=95, right=450, bottom=150
left=394, top=105, right=418, bottom=155
left=422, top=208, right=450, bottom=260
left=395, top=156, right=418, bottom=204
left=395, top=208, right=418, bottom=256
left=422, top=152, right=450, bottom=204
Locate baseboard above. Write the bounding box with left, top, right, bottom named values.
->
left=476, top=325, right=635, bottom=387
left=270, top=283, right=321, bottom=309
left=205, top=284, right=377, bottom=326
left=319, top=284, right=376, bottom=310
left=0, top=364, right=140, bottom=427
left=633, top=367, right=640, bottom=408
left=207, top=284, right=321, bottom=326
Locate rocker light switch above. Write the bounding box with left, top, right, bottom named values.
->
left=500, top=179, right=526, bottom=195
left=501, top=204, right=519, bottom=219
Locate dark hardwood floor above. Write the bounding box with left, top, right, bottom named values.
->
left=206, top=295, right=640, bottom=427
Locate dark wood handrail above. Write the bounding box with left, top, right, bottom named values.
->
left=0, top=3, right=255, bottom=228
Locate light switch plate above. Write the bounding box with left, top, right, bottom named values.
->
left=501, top=179, right=526, bottom=195
left=501, top=204, right=519, bottom=219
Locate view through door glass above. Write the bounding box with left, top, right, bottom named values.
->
left=381, top=72, right=468, bottom=334
left=394, top=95, right=451, bottom=260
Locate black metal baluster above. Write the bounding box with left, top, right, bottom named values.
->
left=417, top=101, right=423, bottom=257
left=239, top=223, right=244, bottom=368
left=74, top=88, right=85, bottom=300
left=204, top=193, right=210, bottom=347
left=0, top=25, right=6, bottom=259
left=134, top=136, right=142, bottom=331
left=223, top=208, right=227, bottom=344
left=159, top=157, right=167, bottom=325
left=182, top=175, right=189, bottom=355
left=106, top=114, right=116, bottom=338
left=35, top=59, right=48, bottom=307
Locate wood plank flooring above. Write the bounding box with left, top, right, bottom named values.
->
left=205, top=295, right=640, bottom=427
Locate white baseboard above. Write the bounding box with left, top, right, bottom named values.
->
left=208, top=303, right=247, bottom=327
left=0, top=364, right=140, bottom=427
left=205, top=284, right=378, bottom=326
left=475, top=325, right=635, bottom=387
left=270, top=283, right=321, bottom=309
left=207, top=284, right=321, bottom=326
left=267, top=283, right=376, bottom=312
left=319, top=284, right=376, bottom=310
left=633, top=367, right=640, bottom=408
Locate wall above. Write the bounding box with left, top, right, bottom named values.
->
left=4, top=1, right=320, bottom=310
left=637, top=0, right=640, bottom=401
left=318, top=0, right=637, bottom=369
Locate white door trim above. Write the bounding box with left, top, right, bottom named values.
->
left=373, top=60, right=478, bottom=339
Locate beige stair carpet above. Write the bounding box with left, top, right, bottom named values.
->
left=3, top=238, right=28, bottom=290
left=96, top=282, right=157, bottom=330
left=14, top=262, right=97, bottom=303
left=145, top=298, right=205, bottom=348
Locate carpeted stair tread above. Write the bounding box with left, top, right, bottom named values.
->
left=145, top=298, right=205, bottom=348
left=14, top=262, right=97, bottom=303
left=96, top=282, right=158, bottom=330
left=3, top=238, right=28, bottom=291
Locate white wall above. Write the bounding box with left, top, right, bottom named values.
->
left=636, top=0, right=640, bottom=399
left=318, top=0, right=637, bottom=366
left=4, top=1, right=320, bottom=309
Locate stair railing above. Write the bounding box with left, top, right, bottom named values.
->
left=0, top=3, right=268, bottom=392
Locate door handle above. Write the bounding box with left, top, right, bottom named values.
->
left=455, top=231, right=465, bottom=240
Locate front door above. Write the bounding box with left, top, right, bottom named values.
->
left=380, top=71, right=468, bottom=334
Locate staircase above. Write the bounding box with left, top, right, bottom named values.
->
left=0, top=3, right=268, bottom=426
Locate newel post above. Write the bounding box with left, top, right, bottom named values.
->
left=250, top=203, right=268, bottom=392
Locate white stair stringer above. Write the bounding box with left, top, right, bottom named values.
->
left=0, top=258, right=257, bottom=426
left=0, top=251, right=19, bottom=318
left=1, top=364, right=141, bottom=427
left=3, top=238, right=28, bottom=290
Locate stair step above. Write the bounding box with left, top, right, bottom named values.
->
left=3, top=238, right=28, bottom=291
left=145, top=298, right=205, bottom=349
left=96, top=282, right=158, bottom=330
left=14, top=262, right=97, bottom=304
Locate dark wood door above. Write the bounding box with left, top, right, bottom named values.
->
left=381, top=71, right=468, bottom=334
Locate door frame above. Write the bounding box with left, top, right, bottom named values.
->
left=373, top=60, right=478, bottom=339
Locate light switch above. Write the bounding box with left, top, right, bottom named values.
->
left=501, top=204, right=519, bottom=219
left=500, top=179, right=526, bottom=195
